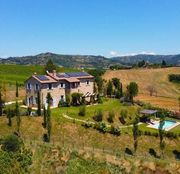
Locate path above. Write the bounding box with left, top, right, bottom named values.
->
left=62, top=114, right=142, bottom=128
left=5, top=100, right=22, bottom=106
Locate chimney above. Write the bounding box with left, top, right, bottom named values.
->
left=53, top=70, right=56, bottom=76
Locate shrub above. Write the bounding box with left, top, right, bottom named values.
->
left=173, top=150, right=180, bottom=160
left=109, top=125, right=121, bottom=136
left=78, top=105, right=86, bottom=116
left=97, top=94, right=103, bottom=104
left=107, top=111, right=115, bottom=123
left=149, top=148, right=157, bottom=158
left=168, top=74, right=180, bottom=83
left=125, top=148, right=133, bottom=155
left=1, top=135, right=22, bottom=152
left=93, top=109, right=103, bottom=122
left=82, top=120, right=93, bottom=128
left=27, top=107, right=32, bottom=116
left=96, top=122, right=107, bottom=133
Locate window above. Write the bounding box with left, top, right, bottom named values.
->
left=35, top=97, right=38, bottom=104
left=27, top=83, right=31, bottom=89
left=86, top=80, right=89, bottom=85
left=60, top=83, right=64, bottom=88
left=48, top=83, right=52, bottom=90
left=60, top=95, right=64, bottom=101
left=35, top=84, right=39, bottom=90
left=72, top=82, right=75, bottom=88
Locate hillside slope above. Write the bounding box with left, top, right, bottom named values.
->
left=103, top=67, right=180, bottom=110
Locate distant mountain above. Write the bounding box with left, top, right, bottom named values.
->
left=0, top=52, right=112, bottom=68
left=111, top=54, right=180, bottom=65
left=0, top=52, right=179, bottom=68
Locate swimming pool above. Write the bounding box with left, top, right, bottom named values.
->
left=148, top=120, right=179, bottom=131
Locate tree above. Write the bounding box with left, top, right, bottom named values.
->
left=107, top=80, right=113, bottom=97
left=126, top=82, right=138, bottom=103
left=112, top=78, right=123, bottom=98
left=159, top=114, right=165, bottom=158
left=138, top=60, right=145, bottom=67
left=15, top=82, right=21, bottom=133
left=46, top=93, right=52, bottom=142
left=161, top=60, right=167, bottom=68
left=37, top=91, right=41, bottom=116
left=43, top=105, right=47, bottom=128
left=65, top=94, right=71, bottom=107
left=0, top=90, right=2, bottom=116
left=71, top=93, right=83, bottom=106
left=178, top=96, right=180, bottom=112
left=7, top=108, right=12, bottom=127
left=44, top=59, right=57, bottom=73
left=146, top=85, right=157, bottom=96
left=132, top=115, right=139, bottom=154
left=16, top=81, right=19, bottom=98
left=16, top=101, right=21, bottom=133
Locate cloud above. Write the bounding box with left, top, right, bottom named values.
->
left=0, top=55, right=9, bottom=59
left=109, top=51, right=120, bottom=57
left=109, top=51, right=156, bottom=57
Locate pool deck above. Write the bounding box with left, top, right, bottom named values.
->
left=147, top=120, right=180, bottom=131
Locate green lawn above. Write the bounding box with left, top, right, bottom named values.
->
left=52, top=98, right=138, bottom=125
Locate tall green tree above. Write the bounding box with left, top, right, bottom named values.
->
left=0, top=90, right=2, bottom=116
left=161, top=60, right=167, bottom=67
left=37, top=91, right=41, bottom=116
left=15, top=82, right=21, bottom=133
left=43, top=105, right=47, bottom=128
left=112, top=78, right=123, bottom=98
left=132, top=115, right=139, bottom=154
left=16, top=101, right=20, bottom=133
left=7, top=108, right=12, bottom=127
left=44, top=59, right=57, bottom=73
left=107, top=80, right=113, bottom=97
left=15, top=82, right=18, bottom=98
left=46, top=93, right=52, bottom=142
left=159, top=114, right=165, bottom=158
left=126, top=82, right=138, bottom=103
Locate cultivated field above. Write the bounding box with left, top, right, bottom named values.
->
left=103, top=67, right=180, bottom=111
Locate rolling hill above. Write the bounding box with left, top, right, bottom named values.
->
left=103, top=67, right=180, bottom=111
left=0, top=52, right=180, bottom=68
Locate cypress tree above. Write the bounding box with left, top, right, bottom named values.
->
left=7, top=108, right=12, bottom=127
left=46, top=93, right=52, bottom=142
left=132, top=115, right=139, bottom=154
left=16, top=81, right=19, bottom=98
left=0, top=90, right=2, bottom=116
left=15, top=81, right=21, bottom=133
left=159, top=114, right=165, bottom=158
left=37, top=91, right=41, bottom=116
left=43, top=105, right=47, bottom=128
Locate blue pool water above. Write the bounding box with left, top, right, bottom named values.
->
left=152, top=120, right=176, bottom=129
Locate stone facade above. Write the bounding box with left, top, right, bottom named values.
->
left=25, top=72, right=94, bottom=108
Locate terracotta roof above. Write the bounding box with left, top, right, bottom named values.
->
left=32, top=75, right=57, bottom=83
left=47, top=71, right=93, bottom=82
left=64, top=77, right=80, bottom=82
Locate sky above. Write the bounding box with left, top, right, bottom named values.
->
left=0, top=0, right=180, bottom=57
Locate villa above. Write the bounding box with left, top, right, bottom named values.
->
left=25, top=70, right=94, bottom=108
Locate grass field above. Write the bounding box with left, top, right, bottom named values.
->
left=103, top=67, right=180, bottom=111
left=0, top=64, right=79, bottom=85
left=0, top=98, right=179, bottom=173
